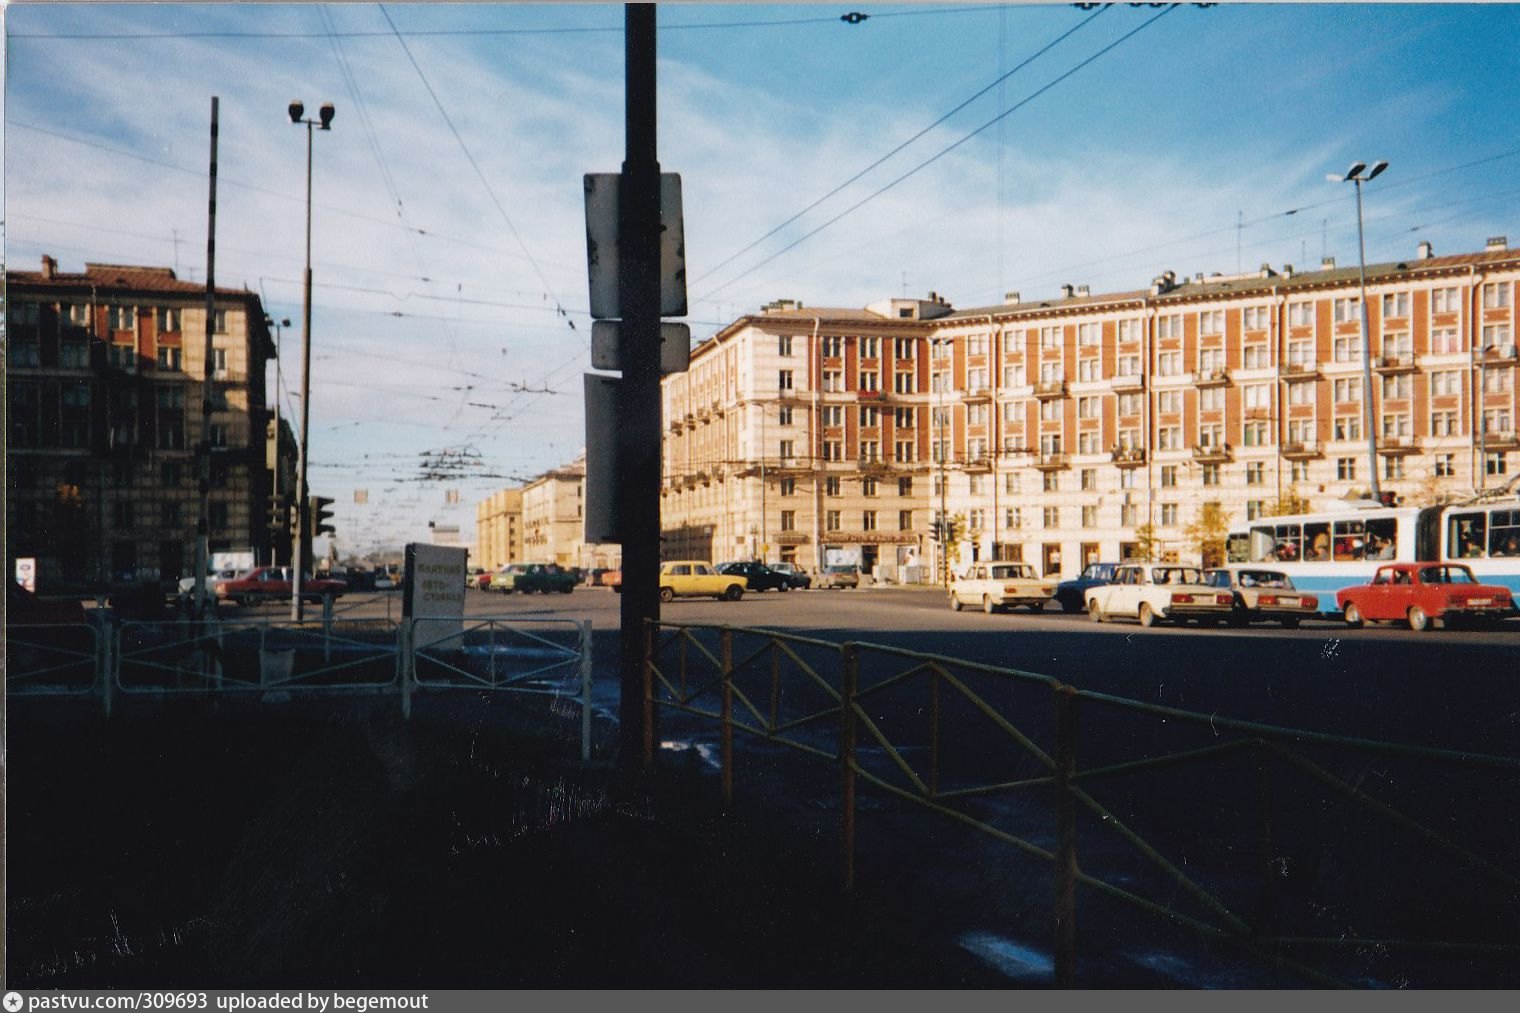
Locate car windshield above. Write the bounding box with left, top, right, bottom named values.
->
left=1239, top=570, right=1291, bottom=589
left=1419, top=565, right=1477, bottom=584
left=1087, top=564, right=1115, bottom=580
left=991, top=564, right=1034, bottom=579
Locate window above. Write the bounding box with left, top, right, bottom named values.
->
left=1201, top=463, right=1221, bottom=487
left=1077, top=431, right=1101, bottom=454
left=162, top=462, right=183, bottom=486
left=1077, top=396, right=1099, bottom=419
left=1080, top=468, right=1097, bottom=491
left=1286, top=339, right=1314, bottom=369
left=1337, top=457, right=1357, bottom=481
left=862, top=510, right=878, bottom=532
left=894, top=440, right=915, bottom=462
left=860, top=440, right=880, bottom=463
left=1118, top=319, right=1142, bottom=342
left=212, top=309, right=228, bottom=333
left=1157, top=425, right=1181, bottom=450
left=1384, top=456, right=1406, bottom=480
left=1004, top=507, right=1022, bottom=530
left=1432, top=287, right=1460, bottom=314
left=860, top=336, right=879, bottom=359
left=1333, top=378, right=1362, bottom=403
left=1242, top=343, right=1268, bottom=369
left=1077, top=322, right=1100, bottom=347
left=822, top=405, right=843, bottom=427
left=1199, top=348, right=1225, bottom=374
left=778, top=439, right=794, bottom=459
left=1043, top=471, right=1061, bottom=492
left=1382, top=292, right=1410, bottom=318
left=1333, top=334, right=1361, bottom=362
left=1039, top=326, right=1061, bottom=351
left=1246, top=461, right=1265, bottom=485
left=59, top=340, right=89, bottom=368
left=894, top=338, right=916, bottom=360
left=109, top=305, right=135, bottom=331
left=1333, top=297, right=1360, bottom=324
left=966, top=367, right=988, bottom=390
left=1077, top=357, right=1101, bottom=382
left=1157, top=315, right=1182, bottom=339
left=1243, top=306, right=1270, bottom=331
left=157, top=346, right=182, bottom=371
left=1243, top=384, right=1270, bottom=410
left=1430, top=410, right=1459, bottom=436
left=1382, top=374, right=1412, bottom=400
left=1483, top=368, right=1513, bottom=394
left=1120, top=503, right=1138, bottom=526
left=1435, top=453, right=1455, bottom=477
left=109, top=342, right=137, bottom=371
left=860, top=406, right=880, bottom=428
left=1004, top=473, right=1020, bottom=494
left=967, top=509, right=984, bottom=531
left=778, top=370, right=793, bottom=391
left=1118, top=393, right=1143, bottom=416
left=1038, top=433, right=1062, bottom=459
left=1199, top=309, right=1223, bottom=335
left=1482, top=282, right=1510, bottom=310
left=1484, top=407, right=1513, bottom=435
left=778, top=335, right=793, bottom=356
left=1116, top=353, right=1141, bottom=377
left=1199, top=424, right=1224, bottom=448
left=893, top=407, right=915, bottom=429
left=821, top=336, right=843, bottom=357
left=825, top=476, right=841, bottom=496
left=1160, top=465, right=1178, bottom=488
left=778, top=405, right=793, bottom=426
left=1483, top=324, right=1514, bottom=353
left=899, top=510, right=913, bottom=531
left=898, top=476, right=914, bottom=497
left=1002, top=363, right=1026, bottom=388
left=1290, top=461, right=1310, bottom=482
left=894, top=371, right=916, bottom=394
left=859, top=370, right=880, bottom=392
left=1157, top=351, right=1182, bottom=376
left=1288, top=302, right=1314, bottom=327
left=1039, top=399, right=1062, bottom=422
left=1242, top=421, right=1268, bottom=446
left=1043, top=506, right=1060, bottom=529
left=825, top=510, right=841, bottom=531
left=156, top=307, right=181, bottom=332
left=1081, top=505, right=1099, bottom=527
left=822, top=370, right=842, bottom=392
left=1287, top=383, right=1314, bottom=406
left=1486, top=453, right=1509, bottom=477
left=780, top=477, right=796, bottom=496
left=780, top=510, right=796, bottom=531
left=1157, top=390, right=1182, bottom=414
left=1431, top=370, right=1461, bottom=397
left=1431, top=327, right=1461, bottom=355
left=1160, top=503, right=1179, bottom=526
left=1383, top=332, right=1412, bottom=360
left=1333, top=416, right=1361, bottom=441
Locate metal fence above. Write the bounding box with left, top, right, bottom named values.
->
left=641, top=620, right=1520, bottom=987
left=8, top=612, right=592, bottom=760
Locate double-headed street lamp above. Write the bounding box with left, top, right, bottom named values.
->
left=1328, top=159, right=1388, bottom=501
left=289, top=99, right=334, bottom=621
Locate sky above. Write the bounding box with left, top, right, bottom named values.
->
left=5, top=2, right=1520, bottom=556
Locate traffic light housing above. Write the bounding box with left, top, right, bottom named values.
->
left=930, top=518, right=943, bottom=542
left=308, top=495, right=336, bottom=537
left=267, top=493, right=287, bottom=532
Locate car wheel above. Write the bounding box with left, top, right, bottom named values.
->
left=723, top=585, right=744, bottom=602
left=560, top=586, right=573, bottom=594
left=780, top=583, right=790, bottom=592
left=950, top=594, right=963, bottom=612
left=1060, top=596, right=1079, bottom=613
left=982, top=595, right=996, bottom=614
left=1028, top=600, right=1045, bottom=613
left=1138, top=602, right=1157, bottom=628
left=1407, top=605, right=1431, bottom=632
left=1281, top=616, right=1301, bottom=629
left=1343, top=602, right=1364, bottom=628
left=1087, top=599, right=1103, bottom=623
left=659, top=587, right=674, bottom=603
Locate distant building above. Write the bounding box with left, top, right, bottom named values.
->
left=658, top=241, right=1519, bottom=578
left=474, top=455, right=619, bottom=572
left=475, top=487, right=523, bottom=570
left=5, top=255, right=285, bottom=592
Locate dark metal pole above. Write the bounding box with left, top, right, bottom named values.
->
left=195, top=96, right=219, bottom=621
left=1354, top=178, right=1382, bottom=501
left=293, top=119, right=313, bottom=622
left=619, top=3, right=663, bottom=775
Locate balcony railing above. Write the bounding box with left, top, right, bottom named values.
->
left=1374, top=354, right=1417, bottom=375
left=1033, top=453, right=1069, bottom=471
left=1281, top=440, right=1322, bottom=459
left=1034, top=380, right=1067, bottom=400
left=964, top=453, right=993, bottom=472
left=962, top=385, right=992, bottom=402
left=1192, top=442, right=1231, bottom=462
left=1482, top=430, right=1520, bottom=450
left=1110, top=373, right=1145, bottom=393
left=1110, top=446, right=1146, bottom=468
left=1281, top=361, right=1319, bottom=381
left=1376, top=436, right=1419, bottom=456
left=1197, top=368, right=1231, bottom=387
left=1481, top=345, right=1519, bottom=367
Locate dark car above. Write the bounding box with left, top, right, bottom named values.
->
left=716, top=561, right=793, bottom=592
left=513, top=563, right=577, bottom=595
left=767, top=562, right=811, bottom=590
left=1054, top=562, right=1121, bottom=612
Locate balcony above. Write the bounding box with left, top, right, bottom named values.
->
left=1281, top=440, right=1322, bottom=460
left=1482, top=430, right=1520, bottom=450
left=1481, top=345, right=1519, bottom=368
left=962, top=385, right=992, bottom=402
left=964, top=453, right=993, bottom=472
left=1281, top=361, right=1319, bottom=381
left=1373, top=353, right=1417, bottom=375
left=1192, top=442, right=1232, bottom=463
left=857, top=388, right=884, bottom=402
left=1034, top=380, right=1067, bottom=401
left=1197, top=368, right=1231, bottom=388
left=1376, top=436, right=1419, bottom=456
left=1110, top=373, right=1145, bottom=393
left=1033, top=453, right=1070, bottom=471
left=1110, top=446, right=1146, bottom=468
left=857, top=455, right=893, bottom=471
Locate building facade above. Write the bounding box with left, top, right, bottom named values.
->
left=475, top=487, right=523, bottom=570
left=658, top=239, right=1519, bottom=578
left=6, top=255, right=283, bottom=592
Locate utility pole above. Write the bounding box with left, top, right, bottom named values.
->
left=193, top=97, right=219, bottom=621
left=618, top=3, right=663, bottom=775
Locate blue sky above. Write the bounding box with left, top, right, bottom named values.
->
left=5, top=2, right=1519, bottom=555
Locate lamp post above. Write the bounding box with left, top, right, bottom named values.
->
left=289, top=99, right=334, bottom=621
left=265, top=315, right=291, bottom=565
left=1329, top=160, right=1387, bottom=501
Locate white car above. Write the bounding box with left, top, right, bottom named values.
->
left=950, top=562, right=1056, bottom=613
left=1084, top=563, right=1236, bottom=627
left=177, top=568, right=240, bottom=603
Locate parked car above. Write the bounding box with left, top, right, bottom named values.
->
left=950, top=562, right=1056, bottom=613
left=489, top=563, right=529, bottom=593
left=658, top=561, right=746, bottom=602
left=767, top=562, right=811, bottom=590
left=215, top=567, right=348, bottom=605
left=1084, top=563, right=1235, bottom=627
left=1336, top=562, right=1514, bottom=631
left=1203, top=566, right=1319, bottom=627
left=8, top=579, right=87, bottom=625
left=816, top=564, right=860, bottom=590
left=513, top=562, right=577, bottom=594
left=604, top=568, right=623, bottom=593
left=474, top=569, right=494, bottom=591
left=176, top=567, right=241, bottom=604
left=716, top=561, right=792, bottom=592
left=1053, top=562, right=1121, bottom=613
left=374, top=572, right=397, bottom=591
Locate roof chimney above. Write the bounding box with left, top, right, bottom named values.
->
left=41, top=255, right=57, bottom=280
left=1321, top=256, right=1336, bottom=270
left=1486, top=235, right=1508, bottom=252
left=1282, top=264, right=1294, bottom=278
left=1003, top=291, right=1021, bottom=305
left=1059, top=284, right=1075, bottom=299
left=1417, top=240, right=1434, bottom=260
left=1075, top=284, right=1090, bottom=298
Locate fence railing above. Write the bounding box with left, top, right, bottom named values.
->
left=642, top=621, right=1520, bottom=987
left=9, top=613, right=593, bottom=759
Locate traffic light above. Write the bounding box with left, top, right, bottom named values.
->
left=946, top=517, right=963, bottom=543
left=308, top=495, right=336, bottom=537
left=267, top=493, right=287, bottom=532
left=930, top=518, right=943, bottom=542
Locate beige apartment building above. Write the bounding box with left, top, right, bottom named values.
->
left=476, top=457, right=620, bottom=572
left=659, top=238, right=1519, bottom=579
left=475, top=487, right=523, bottom=570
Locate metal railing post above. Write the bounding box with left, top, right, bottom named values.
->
left=1256, top=741, right=1277, bottom=933
left=322, top=594, right=334, bottom=661
left=1054, top=684, right=1079, bottom=988
left=841, top=641, right=859, bottom=893
left=580, top=619, right=593, bottom=762
left=101, top=619, right=114, bottom=718
left=929, top=665, right=941, bottom=799
left=399, top=619, right=413, bottom=720
left=720, top=626, right=734, bottom=807
left=641, top=620, right=656, bottom=770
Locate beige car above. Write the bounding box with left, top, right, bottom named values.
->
left=950, top=562, right=1056, bottom=613
left=658, top=561, right=746, bottom=602
left=816, top=564, right=860, bottom=589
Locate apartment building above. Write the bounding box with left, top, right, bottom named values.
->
left=478, top=457, right=619, bottom=572
left=659, top=239, right=1519, bottom=578
left=475, top=487, right=523, bottom=570
left=6, top=255, right=281, bottom=592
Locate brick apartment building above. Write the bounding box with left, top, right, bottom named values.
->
left=658, top=238, right=1519, bottom=579
left=5, top=255, right=290, bottom=593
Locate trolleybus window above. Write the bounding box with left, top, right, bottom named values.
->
left=1448, top=512, right=1487, bottom=558
left=1487, top=510, right=1520, bottom=557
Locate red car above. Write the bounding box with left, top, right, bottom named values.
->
left=215, top=566, right=348, bottom=606
left=1336, top=562, right=1513, bottom=631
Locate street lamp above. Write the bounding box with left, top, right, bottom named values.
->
left=289, top=99, right=334, bottom=621
left=265, top=315, right=291, bottom=564
left=1328, top=159, right=1388, bottom=500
